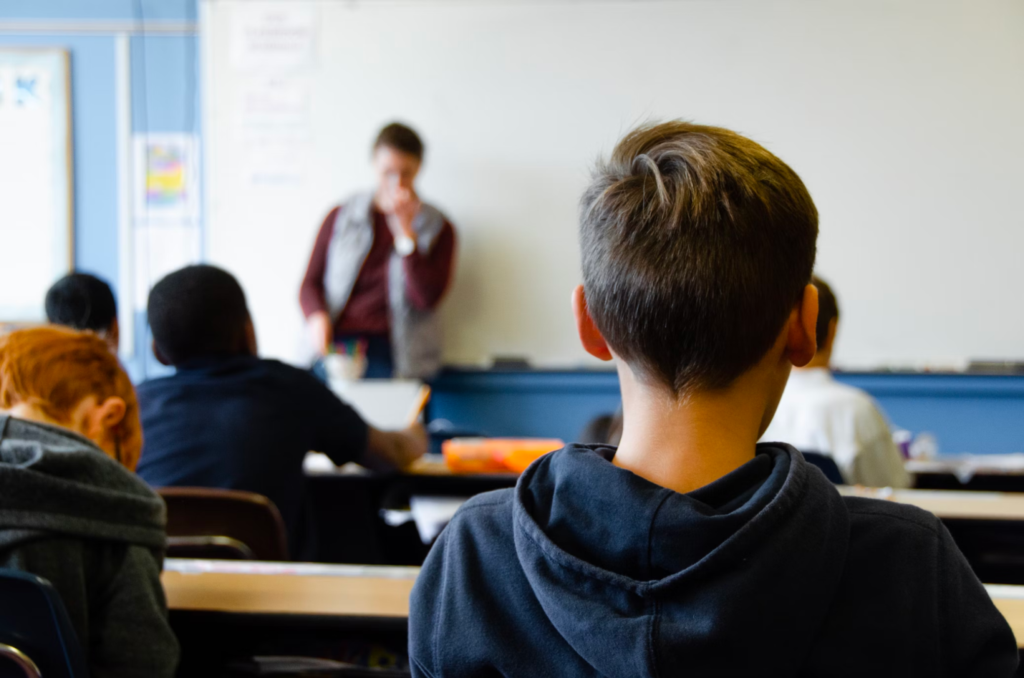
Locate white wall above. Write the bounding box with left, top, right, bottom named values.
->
left=203, top=0, right=1024, bottom=370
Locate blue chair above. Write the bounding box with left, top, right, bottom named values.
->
left=0, top=569, right=87, bottom=678
left=802, top=451, right=846, bottom=485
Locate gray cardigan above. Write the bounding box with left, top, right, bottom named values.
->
left=0, top=415, right=178, bottom=677
left=324, top=191, right=447, bottom=379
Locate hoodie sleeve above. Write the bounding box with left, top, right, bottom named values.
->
left=409, top=526, right=448, bottom=678
left=89, top=545, right=179, bottom=678
left=937, top=525, right=1019, bottom=677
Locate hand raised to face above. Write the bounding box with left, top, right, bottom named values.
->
left=374, top=146, right=422, bottom=238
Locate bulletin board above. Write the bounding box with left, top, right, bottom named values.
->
left=0, top=48, right=73, bottom=323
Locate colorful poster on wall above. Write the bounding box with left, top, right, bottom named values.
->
left=133, top=133, right=199, bottom=221
left=131, top=133, right=201, bottom=311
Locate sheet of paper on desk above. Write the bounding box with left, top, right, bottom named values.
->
left=328, top=378, right=427, bottom=430
left=410, top=495, right=469, bottom=544
left=906, top=454, right=1024, bottom=484
left=165, top=558, right=419, bottom=579
left=302, top=453, right=365, bottom=475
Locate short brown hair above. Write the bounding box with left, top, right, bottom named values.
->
left=812, top=275, right=839, bottom=348
left=580, top=121, right=818, bottom=393
left=373, top=122, right=424, bottom=161
left=0, top=326, right=142, bottom=470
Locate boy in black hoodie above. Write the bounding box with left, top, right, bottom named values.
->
left=409, top=122, right=1018, bottom=676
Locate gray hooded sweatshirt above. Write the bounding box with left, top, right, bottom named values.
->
left=0, top=415, right=178, bottom=677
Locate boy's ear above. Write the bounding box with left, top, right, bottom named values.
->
left=95, top=396, right=127, bottom=429
left=572, top=285, right=613, bottom=361
left=786, top=283, right=819, bottom=367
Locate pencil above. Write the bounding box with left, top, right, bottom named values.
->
left=408, top=385, right=431, bottom=426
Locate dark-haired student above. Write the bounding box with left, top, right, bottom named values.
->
left=409, top=122, right=1017, bottom=676
left=0, top=327, right=178, bottom=676
left=761, top=275, right=911, bottom=488
left=136, top=265, right=427, bottom=559
left=300, top=122, right=457, bottom=379
left=46, top=271, right=120, bottom=352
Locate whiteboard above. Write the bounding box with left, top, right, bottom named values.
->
left=0, top=49, right=73, bottom=322
left=202, top=0, right=1024, bottom=370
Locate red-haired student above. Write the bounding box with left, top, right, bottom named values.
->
left=0, top=326, right=178, bottom=677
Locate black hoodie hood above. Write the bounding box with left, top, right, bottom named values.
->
left=0, top=415, right=166, bottom=551
left=512, top=443, right=849, bottom=676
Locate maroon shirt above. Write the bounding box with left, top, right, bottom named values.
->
left=300, top=203, right=457, bottom=336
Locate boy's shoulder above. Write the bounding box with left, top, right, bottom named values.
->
left=255, top=357, right=323, bottom=384
left=430, top=489, right=519, bottom=571
left=448, top=489, right=516, bottom=534
left=414, top=488, right=518, bottom=604
left=843, top=495, right=944, bottom=538
left=839, top=495, right=954, bottom=576
left=138, top=357, right=319, bottom=393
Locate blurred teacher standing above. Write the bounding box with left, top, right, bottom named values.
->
left=300, top=123, right=457, bottom=379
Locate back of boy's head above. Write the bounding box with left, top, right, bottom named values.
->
left=579, top=121, right=818, bottom=394
left=45, top=272, right=117, bottom=333
left=812, top=275, right=839, bottom=348
left=148, top=265, right=250, bottom=365
left=0, top=326, right=142, bottom=470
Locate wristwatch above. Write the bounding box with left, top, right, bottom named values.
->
left=394, top=233, right=416, bottom=256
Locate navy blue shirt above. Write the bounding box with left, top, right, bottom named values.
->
left=136, top=355, right=368, bottom=558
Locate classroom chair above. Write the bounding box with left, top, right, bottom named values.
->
left=0, top=569, right=87, bottom=678
left=159, top=487, right=289, bottom=561
left=801, top=452, right=845, bottom=485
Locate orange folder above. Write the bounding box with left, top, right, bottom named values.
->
left=442, top=438, right=565, bottom=474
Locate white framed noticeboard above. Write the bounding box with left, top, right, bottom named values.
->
left=0, top=48, right=73, bottom=323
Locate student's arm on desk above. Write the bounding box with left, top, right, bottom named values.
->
left=936, top=525, right=1020, bottom=675
left=306, top=368, right=426, bottom=471
left=364, top=423, right=428, bottom=471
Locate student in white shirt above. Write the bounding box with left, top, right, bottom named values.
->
left=761, top=276, right=911, bottom=488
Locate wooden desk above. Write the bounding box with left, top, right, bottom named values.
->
left=839, top=487, right=1024, bottom=521
left=163, top=561, right=1024, bottom=652
left=164, top=560, right=418, bottom=674
left=305, top=453, right=518, bottom=480
left=162, top=559, right=417, bottom=618
left=305, top=455, right=518, bottom=565
left=909, top=456, right=1024, bottom=493
left=909, top=457, right=1024, bottom=478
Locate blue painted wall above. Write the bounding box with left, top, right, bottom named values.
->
left=0, top=1, right=196, bottom=21
left=0, top=0, right=200, bottom=380
left=429, top=370, right=623, bottom=442
left=836, top=373, right=1024, bottom=456
left=429, top=369, right=1024, bottom=457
